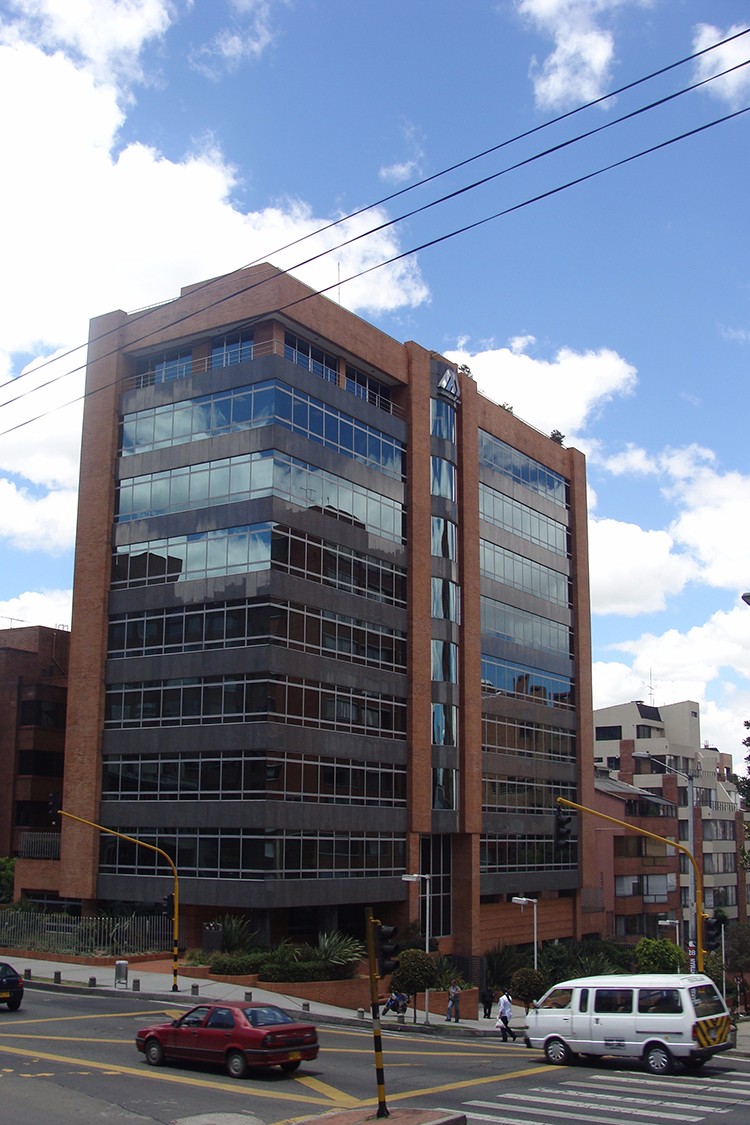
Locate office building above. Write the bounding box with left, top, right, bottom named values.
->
left=15, top=264, right=596, bottom=954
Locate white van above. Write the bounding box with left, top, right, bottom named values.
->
left=524, top=973, right=733, bottom=1074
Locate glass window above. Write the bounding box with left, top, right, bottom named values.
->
left=431, top=517, right=457, bottom=560
left=431, top=399, right=456, bottom=442
left=431, top=456, right=456, bottom=500
left=538, top=988, right=572, bottom=1010
left=594, top=989, right=633, bottom=1014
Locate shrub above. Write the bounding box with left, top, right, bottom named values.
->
left=431, top=954, right=467, bottom=990
left=260, top=960, right=344, bottom=982
left=484, top=943, right=526, bottom=990
left=313, top=931, right=365, bottom=966
left=212, top=913, right=257, bottom=954
left=510, top=967, right=546, bottom=1011
left=209, top=950, right=268, bottom=976
left=391, top=948, right=439, bottom=997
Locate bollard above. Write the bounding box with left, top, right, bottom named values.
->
left=357, top=1008, right=365, bottom=1019
left=132, top=978, right=141, bottom=992
left=397, top=1013, right=405, bottom=1024
left=53, top=971, right=61, bottom=984
left=24, top=969, right=31, bottom=980
left=244, top=991, right=253, bottom=1002
left=301, top=1001, right=310, bottom=1012
left=88, top=977, right=97, bottom=988
left=191, top=983, right=200, bottom=997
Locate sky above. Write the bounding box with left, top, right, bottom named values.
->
left=1, top=0, right=749, bottom=765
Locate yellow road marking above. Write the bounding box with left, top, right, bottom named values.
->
left=0, top=1044, right=335, bottom=1104
left=0, top=1035, right=130, bottom=1044
left=2, top=1010, right=175, bottom=1025
left=294, top=1075, right=359, bottom=1105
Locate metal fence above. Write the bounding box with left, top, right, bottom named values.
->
left=0, top=910, right=185, bottom=956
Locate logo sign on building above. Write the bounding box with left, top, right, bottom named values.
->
left=437, top=366, right=460, bottom=403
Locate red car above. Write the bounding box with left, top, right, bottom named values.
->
left=0, top=963, right=23, bottom=1011
left=135, top=1000, right=319, bottom=1078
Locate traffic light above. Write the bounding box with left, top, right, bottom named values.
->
left=163, top=893, right=175, bottom=916
left=554, top=805, right=572, bottom=849
left=375, top=923, right=400, bottom=977
left=704, top=915, right=723, bottom=952
left=48, top=791, right=61, bottom=825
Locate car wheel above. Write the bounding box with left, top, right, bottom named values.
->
left=226, top=1050, right=248, bottom=1079
left=280, top=1059, right=301, bottom=1074
left=644, top=1043, right=673, bottom=1075
left=544, top=1037, right=571, bottom=1065
left=6, top=997, right=22, bottom=1011
left=145, top=1038, right=165, bottom=1066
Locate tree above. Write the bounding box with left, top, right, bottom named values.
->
left=0, top=857, right=14, bottom=904
left=390, top=948, right=439, bottom=1022
left=634, top=937, right=688, bottom=974
left=510, top=967, right=546, bottom=1012
left=550, top=430, right=565, bottom=446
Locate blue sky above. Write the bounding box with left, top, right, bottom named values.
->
left=1, top=0, right=749, bottom=760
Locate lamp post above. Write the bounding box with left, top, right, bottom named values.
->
left=633, top=750, right=698, bottom=949
left=402, top=872, right=431, bottom=1023
left=511, top=896, right=538, bottom=970
left=658, top=917, right=681, bottom=949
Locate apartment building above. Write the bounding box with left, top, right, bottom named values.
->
left=594, top=699, right=747, bottom=946
left=14, top=264, right=597, bottom=954
left=0, top=626, right=69, bottom=876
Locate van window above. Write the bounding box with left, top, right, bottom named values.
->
left=638, top=988, right=682, bottom=1014
left=579, top=987, right=589, bottom=1013
left=538, top=988, right=572, bottom=1010
left=690, top=984, right=725, bottom=1018
left=594, top=988, right=633, bottom=1014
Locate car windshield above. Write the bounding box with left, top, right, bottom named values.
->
left=690, top=984, right=725, bottom=1018
left=244, top=1005, right=295, bottom=1027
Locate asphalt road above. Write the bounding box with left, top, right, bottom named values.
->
left=2, top=989, right=750, bottom=1125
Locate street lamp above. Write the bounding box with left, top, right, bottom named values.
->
left=633, top=750, right=699, bottom=950
left=402, top=872, right=432, bottom=1023
left=511, top=896, right=538, bottom=970
left=658, top=917, right=681, bottom=948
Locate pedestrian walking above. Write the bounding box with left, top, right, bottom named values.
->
left=496, top=989, right=517, bottom=1041
left=445, top=979, right=461, bottom=1022
left=480, top=986, right=495, bottom=1019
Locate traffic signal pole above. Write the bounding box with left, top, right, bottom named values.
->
left=365, top=906, right=390, bottom=1118
left=556, top=797, right=705, bottom=972
left=58, top=809, right=181, bottom=992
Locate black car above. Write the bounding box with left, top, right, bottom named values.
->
left=0, top=963, right=23, bottom=1011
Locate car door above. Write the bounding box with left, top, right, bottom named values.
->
left=170, top=1005, right=212, bottom=1060
left=195, top=1006, right=237, bottom=1065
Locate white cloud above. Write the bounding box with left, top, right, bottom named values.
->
left=593, top=605, right=750, bottom=758
left=0, top=478, right=78, bottom=553
left=1, top=0, right=175, bottom=85
left=189, top=0, right=277, bottom=78
left=589, top=516, right=696, bottom=616
left=0, top=588, right=72, bottom=631
left=515, top=0, right=650, bottom=109
left=379, top=122, right=427, bottom=185
left=0, top=28, right=429, bottom=559
left=692, top=23, right=750, bottom=108
left=445, top=340, right=637, bottom=436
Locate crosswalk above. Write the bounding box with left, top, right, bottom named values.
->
left=442, top=1068, right=750, bottom=1124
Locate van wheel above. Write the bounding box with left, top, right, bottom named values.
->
left=544, top=1037, right=572, bottom=1065
left=644, top=1043, right=673, bottom=1075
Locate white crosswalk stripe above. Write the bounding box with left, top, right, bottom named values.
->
left=439, top=1066, right=750, bottom=1125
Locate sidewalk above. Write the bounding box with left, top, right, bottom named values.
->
left=10, top=954, right=750, bottom=1055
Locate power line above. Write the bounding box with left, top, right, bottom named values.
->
left=1, top=24, right=747, bottom=401
left=1, top=101, right=747, bottom=441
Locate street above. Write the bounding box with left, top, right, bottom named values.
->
left=1, top=989, right=750, bottom=1125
